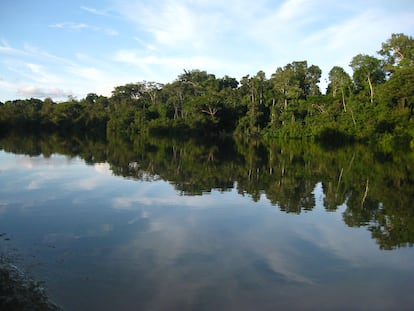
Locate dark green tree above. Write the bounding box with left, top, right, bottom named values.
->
left=327, top=66, right=352, bottom=112
left=350, top=54, right=385, bottom=103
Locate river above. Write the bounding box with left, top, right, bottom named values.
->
left=0, top=133, right=413, bottom=310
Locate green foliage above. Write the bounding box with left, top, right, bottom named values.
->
left=349, top=54, right=385, bottom=103
left=378, top=33, right=414, bottom=72
left=0, top=33, right=413, bottom=148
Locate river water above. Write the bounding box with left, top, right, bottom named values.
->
left=0, top=134, right=413, bottom=310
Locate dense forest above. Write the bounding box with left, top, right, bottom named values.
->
left=1, top=33, right=413, bottom=149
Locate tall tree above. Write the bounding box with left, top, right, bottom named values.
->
left=142, top=81, right=164, bottom=107
left=350, top=54, right=385, bottom=103
left=238, top=72, right=267, bottom=133
left=378, top=33, right=414, bottom=72
left=271, top=64, right=302, bottom=110
left=112, top=83, right=145, bottom=101
left=289, top=61, right=308, bottom=99
left=305, top=65, right=322, bottom=96
left=328, top=66, right=352, bottom=111
left=380, top=66, right=414, bottom=111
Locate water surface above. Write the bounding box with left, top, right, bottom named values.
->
left=0, top=134, right=413, bottom=310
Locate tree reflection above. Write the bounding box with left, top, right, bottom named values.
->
left=1, top=132, right=413, bottom=250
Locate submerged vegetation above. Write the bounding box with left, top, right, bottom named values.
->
left=0, top=33, right=413, bottom=149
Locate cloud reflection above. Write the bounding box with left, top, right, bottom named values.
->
left=94, top=162, right=111, bottom=175
left=64, top=162, right=114, bottom=191
left=108, top=204, right=317, bottom=310
left=2, top=150, right=414, bottom=310
left=112, top=190, right=244, bottom=209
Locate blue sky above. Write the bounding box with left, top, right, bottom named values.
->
left=1, top=0, right=413, bottom=102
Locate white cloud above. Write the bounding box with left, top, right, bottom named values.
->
left=49, top=22, right=89, bottom=30
left=80, top=6, right=109, bottom=16
left=0, top=78, right=16, bottom=91
left=1, top=0, right=413, bottom=102
left=115, top=50, right=218, bottom=68
left=114, top=49, right=252, bottom=83
left=0, top=39, right=27, bottom=56
left=275, top=0, right=313, bottom=22
left=17, top=85, right=72, bottom=99
left=49, top=22, right=118, bottom=36
left=63, top=63, right=133, bottom=97
left=115, top=0, right=390, bottom=87
left=95, top=84, right=116, bottom=97
left=0, top=41, right=126, bottom=100
left=300, top=7, right=414, bottom=88
left=148, top=3, right=197, bottom=46
left=1, top=45, right=72, bottom=95
left=66, top=65, right=104, bottom=81
left=21, top=43, right=75, bottom=66
left=116, top=0, right=224, bottom=49
left=25, top=62, right=62, bottom=83
left=133, top=37, right=157, bottom=51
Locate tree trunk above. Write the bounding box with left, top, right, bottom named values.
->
left=173, top=102, right=179, bottom=119
left=361, top=178, right=369, bottom=208
left=367, top=74, right=374, bottom=103
left=201, top=107, right=217, bottom=120
left=332, top=83, right=337, bottom=97
left=271, top=98, right=276, bottom=127
left=341, top=87, right=347, bottom=112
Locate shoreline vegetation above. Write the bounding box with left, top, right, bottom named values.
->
left=0, top=33, right=413, bottom=150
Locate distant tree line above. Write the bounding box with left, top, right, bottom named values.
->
left=1, top=33, right=413, bottom=148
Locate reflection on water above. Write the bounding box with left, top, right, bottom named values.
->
left=0, top=133, right=414, bottom=310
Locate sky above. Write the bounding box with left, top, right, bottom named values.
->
left=0, top=0, right=413, bottom=102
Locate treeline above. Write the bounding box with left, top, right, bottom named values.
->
left=0, top=33, right=413, bottom=148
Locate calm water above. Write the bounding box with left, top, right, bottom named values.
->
left=0, top=134, right=414, bottom=310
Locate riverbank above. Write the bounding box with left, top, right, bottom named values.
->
left=0, top=256, right=61, bottom=311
